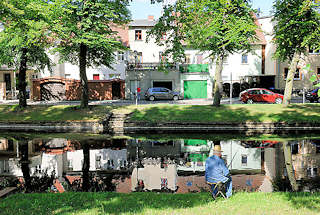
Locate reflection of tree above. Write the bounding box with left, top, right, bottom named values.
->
left=82, top=142, right=90, bottom=192
left=19, top=140, right=31, bottom=193
left=283, top=141, right=298, bottom=191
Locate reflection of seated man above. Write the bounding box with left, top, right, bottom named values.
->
left=205, top=145, right=232, bottom=198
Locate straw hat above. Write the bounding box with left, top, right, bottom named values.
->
left=213, top=145, right=223, bottom=153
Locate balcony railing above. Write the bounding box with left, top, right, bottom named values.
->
left=179, top=64, right=209, bottom=73
left=126, top=63, right=177, bottom=71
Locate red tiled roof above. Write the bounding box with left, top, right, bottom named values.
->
left=253, top=14, right=267, bottom=45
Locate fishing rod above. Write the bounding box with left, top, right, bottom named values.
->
left=227, top=149, right=238, bottom=169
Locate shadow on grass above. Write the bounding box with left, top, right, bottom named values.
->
left=0, top=192, right=212, bottom=215
left=285, top=192, right=320, bottom=211
left=130, top=105, right=266, bottom=123
left=268, top=104, right=320, bottom=123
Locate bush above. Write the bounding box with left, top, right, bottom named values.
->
left=0, top=177, right=20, bottom=190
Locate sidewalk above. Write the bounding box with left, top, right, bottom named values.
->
left=0, top=96, right=303, bottom=106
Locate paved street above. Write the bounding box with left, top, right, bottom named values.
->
left=0, top=96, right=309, bottom=106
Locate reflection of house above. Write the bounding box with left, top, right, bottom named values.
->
left=291, top=140, right=320, bottom=180
left=221, top=140, right=262, bottom=173
left=131, top=158, right=177, bottom=191
left=178, top=139, right=212, bottom=172
left=66, top=148, right=128, bottom=172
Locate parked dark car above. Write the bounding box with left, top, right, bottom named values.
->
left=145, top=87, right=181, bottom=101
left=306, top=88, right=320, bottom=103
left=239, top=88, right=284, bottom=104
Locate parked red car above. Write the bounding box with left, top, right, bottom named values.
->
left=239, top=88, right=283, bottom=104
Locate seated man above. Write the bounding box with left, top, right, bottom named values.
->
left=205, top=145, right=232, bottom=198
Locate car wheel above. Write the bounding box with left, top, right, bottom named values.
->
left=173, top=95, right=178, bottom=101
left=309, top=99, right=314, bottom=103
left=247, top=99, right=254, bottom=104
left=149, top=96, right=155, bottom=101
left=275, top=98, right=282, bottom=104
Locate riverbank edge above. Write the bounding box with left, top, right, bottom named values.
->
left=121, top=121, right=320, bottom=135
left=0, top=121, right=105, bottom=134
left=1, top=118, right=319, bottom=135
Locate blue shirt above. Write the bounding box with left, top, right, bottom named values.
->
left=205, top=155, right=229, bottom=183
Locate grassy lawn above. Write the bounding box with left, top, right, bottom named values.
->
left=0, top=105, right=113, bottom=122
left=0, top=103, right=320, bottom=124
left=0, top=192, right=320, bottom=215
left=125, top=104, right=320, bottom=123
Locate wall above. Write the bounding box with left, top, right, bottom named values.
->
left=32, top=78, right=125, bottom=101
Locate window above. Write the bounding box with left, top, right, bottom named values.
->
left=261, top=89, right=273, bottom=95
left=284, top=68, right=301, bottom=80
left=159, top=51, right=165, bottom=62
left=161, top=33, right=166, bottom=40
left=291, top=143, right=299, bottom=154
left=307, top=167, right=318, bottom=178
left=118, top=52, right=124, bottom=61
left=317, top=68, right=320, bottom=75
left=241, top=155, right=247, bottom=166
left=93, top=74, right=100, bottom=80
left=196, top=54, right=203, bottom=64
left=241, top=54, right=248, bottom=64
left=135, top=30, right=142, bottom=40
left=136, top=52, right=143, bottom=63
left=185, top=54, right=191, bottom=64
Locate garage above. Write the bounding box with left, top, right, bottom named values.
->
left=184, top=80, right=207, bottom=99
left=153, top=81, right=172, bottom=90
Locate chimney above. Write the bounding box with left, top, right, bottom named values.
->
left=148, top=15, right=154, bottom=21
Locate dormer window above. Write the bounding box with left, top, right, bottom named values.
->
left=135, top=30, right=142, bottom=40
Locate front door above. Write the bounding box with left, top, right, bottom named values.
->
left=112, top=82, right=121, bottom=99
left=4, top=74, right=11, bottom=91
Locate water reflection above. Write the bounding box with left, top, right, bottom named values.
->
left=0, top=137, right=320, bottom=193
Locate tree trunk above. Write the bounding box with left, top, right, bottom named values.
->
left=283, top=52, right=300, bottom=106
left=283, top=141, right=299, bottom=191
left=18, top=48, right=28, bottom=108
left=79, top=43, right=89, bottom=108
left=20, top=140, right=31, bottom=193
left=82, top=142, right=90, bottom=192
left=213, top=54, right=224, bottom=106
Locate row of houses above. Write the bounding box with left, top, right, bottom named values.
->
left=1, top=138, right=319, bottom=192
left=0, top=15, right=319, bottom=101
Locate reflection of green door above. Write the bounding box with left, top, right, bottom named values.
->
left=184, top=80, right=207, bottom=99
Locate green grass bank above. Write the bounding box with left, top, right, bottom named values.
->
left=1, top=192, right=319, bottom=215
left=0, top=103, right=320, bottom=123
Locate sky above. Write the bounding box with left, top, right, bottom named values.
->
left=128, top=0, right=274, bottom=20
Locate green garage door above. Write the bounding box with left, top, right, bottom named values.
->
left=184, top=80, right=207, bottom=99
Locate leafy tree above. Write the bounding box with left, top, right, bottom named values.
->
left=273, top=0, right=320, bottom=106
left=0, top=0, right=53, bottom=108
left=51, top=0, right=131, bottom=108
left=148, top=0, right=258, bottom=106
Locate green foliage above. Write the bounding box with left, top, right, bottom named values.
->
left=51, top=0, right=131, bottom=68
left=273, top=0, right=320, bottom=61
left=0, top=0, right=53, bottom=72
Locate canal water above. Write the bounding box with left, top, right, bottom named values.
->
left=0, top=134, right=319, bottom=193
